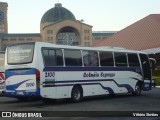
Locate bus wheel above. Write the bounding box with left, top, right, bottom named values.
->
left=132, top=83, right=141, bottom=96
left=71, top=86, right=83, bottom=103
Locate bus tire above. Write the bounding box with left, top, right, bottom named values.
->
left=42, top=98, right=49, bottom=104
left=132, top=83, right=141, bottom=96
left=71, top=86, right=83, bottom=103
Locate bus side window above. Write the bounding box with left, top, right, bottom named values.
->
left=128, top=53, right=140, bottom=67
left=42, top=49, right=63, bottom=66
left=48, top=50, right=56, bottom=66
left=55, top=50, right=63, bottom=66
left=114, top=52, right=127, bottom=67
left=83, top=51, right=99, bottom=67
left=99, top=51, right=114, bottom=67
left=64, top=49, right=82, bottom=66
left=42, top=49, right=50, bottom=66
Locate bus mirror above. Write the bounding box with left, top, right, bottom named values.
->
left=149, top=58, right=156, bottom=69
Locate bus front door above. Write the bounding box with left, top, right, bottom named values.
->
left=140, top=54, right=152, bottom=91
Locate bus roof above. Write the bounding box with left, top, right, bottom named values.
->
left=36, top=42, right=147, bottom=54
left=7, top=42, right=147, bottom=54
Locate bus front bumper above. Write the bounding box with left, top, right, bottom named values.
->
left=143, top=79, right=152, bottom=91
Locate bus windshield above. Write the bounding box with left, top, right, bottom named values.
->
left=7, top=43, right=35, bottom=65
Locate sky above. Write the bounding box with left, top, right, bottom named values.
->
left=2, top=0, right=160, bottom=33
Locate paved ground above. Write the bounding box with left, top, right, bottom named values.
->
left=0, top=87, right=160, bottom=120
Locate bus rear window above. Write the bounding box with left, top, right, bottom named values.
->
left=7, top=43, right=34, bottom=65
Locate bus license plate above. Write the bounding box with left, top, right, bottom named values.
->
left=17, top=91, right=24, bottom=95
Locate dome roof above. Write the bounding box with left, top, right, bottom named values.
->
left=41, top=3, right=76, bottom=23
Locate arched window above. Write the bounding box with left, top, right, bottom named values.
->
left=56, top=27, right=79, bottom=46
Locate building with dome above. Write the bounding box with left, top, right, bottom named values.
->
left=40, top=3, right=92, bottom=46
left=0, top=2, right=115, bottom=50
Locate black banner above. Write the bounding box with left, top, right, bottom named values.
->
left=0, top=111, right=160, bottom=118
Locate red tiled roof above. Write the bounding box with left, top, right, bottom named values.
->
left=94, top=14, right=160, bottom=50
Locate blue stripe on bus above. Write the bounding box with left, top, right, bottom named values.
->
left=83, top=83, right=115, bottom=94
left=42, top=67, right=139, bottom=94
left=6, top=79, right=32, bottom=90
left=5, top=68, right=37, bottom=79
left=130, top=77, right=143, bottom=81
left=43, top=82, right=115, bottom=94
left=43, top=67, right=142, bottom=75
left=43, top=79, right=135, bottom=94
left=5, top=88, right=40, bottom=98
left=5, top=79, right=40, bottom=97
left=44, top=67, right=140, bottom=71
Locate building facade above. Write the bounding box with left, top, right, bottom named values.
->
left=94, top=14, right=160, bottom=67
left=40, top=3, right=93, bottom=46
left=92, top=31, right=116, bottom=45
left=0, top=2, right=8, bottom=34
left=0, top=2, right=115, bottom=50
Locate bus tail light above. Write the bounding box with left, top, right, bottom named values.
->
left=36, top=69, right=40, bottom=81
left=36, top=69, right=40, bottom=88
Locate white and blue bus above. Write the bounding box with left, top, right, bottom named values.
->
left=5, top=42, right=153, bottom=102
